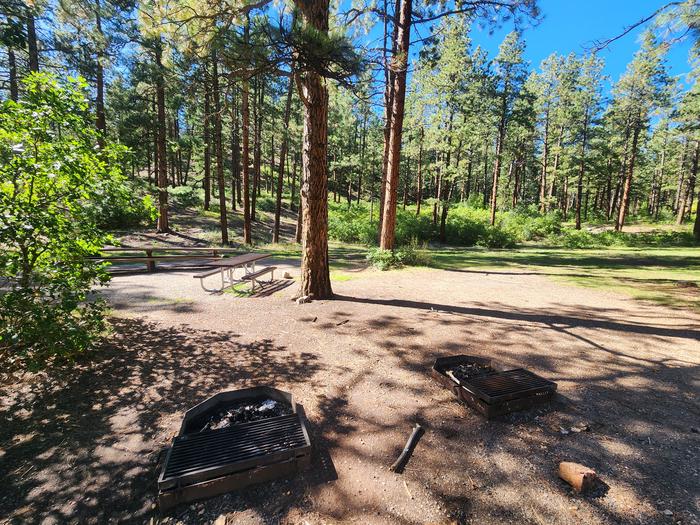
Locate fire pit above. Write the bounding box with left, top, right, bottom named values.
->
left=432, top=355, right=557, bottom=418
left=158, top=386, right=312, bottom=511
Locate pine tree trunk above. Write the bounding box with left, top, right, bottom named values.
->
left=251, top=78, right=260, bottom=220
left=94, top=0, right=106, bottom=137
left=291, top=151, right=298, bottom=211
left=294, top=0, right=333, bottom=298
left=693, top=144, right=700, bottom=242
left=379, top=0, right=412, bottom=250
left=674, top=140, right=688, bottom=213
left=489, top=117, right=506, bottom=226
left=575, top=112, right=589, bottom=229
left=242, top=75, right=252, bottom=243
left=539, top=108, right=549, bottom=212
left=231, top=86, right=239, bottom=211
left=26, top=8, right=39, bottom=72
left=678, top=141, right=699, bottom=225
left=212, top=53, right=228, bottom=244
left=616, top=122, right=641, bottom=232
left=378, top=0, right=398, bottom=236
left=155, top=40, right=169, bottom=233
left=8, top=48, right=18, bottom=101
left=415, top=126, right=423, bottom=215
left=274, top=73, right=295, bottom=243
left=203, top=76, right=212, bottom=211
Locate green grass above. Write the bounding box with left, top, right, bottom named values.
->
left=427, top=245, right=700, bottom=311
left=246, top=241, right=699, bottom=311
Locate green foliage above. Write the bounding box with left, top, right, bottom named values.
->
left=328, top=202, right=562, bottom=249
left=98, top=176, right=157, bottom=229
left=169, top=184, right=201, bottom=208
left=366, top=241, right=431, bottom=271
left=554, top=229, right=696, bottom=249
left=328, top=202, right=378, bottom=244
left=499, top=205, right=562, bottom=241
left=0, top=74, right=119, bottom=368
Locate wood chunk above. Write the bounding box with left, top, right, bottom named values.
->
left=558, top=461, right=597, bottom=492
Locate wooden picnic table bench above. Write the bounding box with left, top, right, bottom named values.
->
left=92, top=246, right=239, bottom=272
left=193, top=253, right=275, bottom=292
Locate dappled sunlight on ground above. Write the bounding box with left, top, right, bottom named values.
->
left=1, top=263, right=699, bottom=524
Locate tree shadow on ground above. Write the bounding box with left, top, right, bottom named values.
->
left=0, top=318, right=325, bottom=524
left=2, top=290, right=699, bottom=524
left=320, top=295, right=700, bottom=524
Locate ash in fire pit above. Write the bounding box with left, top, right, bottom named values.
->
left=159, top=387, right=312, bottom=511
left=448, top=362, right=494, bottom=382
left=197, top=397, right=293, bottom=432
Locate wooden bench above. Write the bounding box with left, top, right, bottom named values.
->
left=240, top=266, right=277, bottom=292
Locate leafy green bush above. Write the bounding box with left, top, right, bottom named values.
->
left=0, top=74, right=118, bottom=368
left=553, top=228, right=696, bottom=248
left=500, top=205, right=562, bottom=241
left=97, top=177, right=156, bottom=229
left=366, top=240, right=431, bottom=270
left=328, top=202, right=377, bottom=244
left=256, top=196, right=276, bottom=212
left=366, top=247, right=398, bottom=270
left=169, top=184, right=201, bottom=208
left=478, top=226, right=518, bottom=248
left=395, top=210, right=438, bottom=245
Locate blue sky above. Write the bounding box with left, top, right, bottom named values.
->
left=466, top=0, right=694, bottom=91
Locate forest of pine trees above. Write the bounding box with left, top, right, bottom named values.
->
left=1, top=0, right=699, bottom=295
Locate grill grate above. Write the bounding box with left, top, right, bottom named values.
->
left=459, top=368, right=557, bottom=404
left=159, top=413, right=310, bottom=490
left=432, top=355, right=557, bottom=418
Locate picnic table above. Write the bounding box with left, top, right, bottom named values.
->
left=193, top=253, right=276, bottom=292
left=93, top=246, right=239, bottom=272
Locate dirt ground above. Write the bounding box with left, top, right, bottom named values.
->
left=1, top=256, right=699, bottom=525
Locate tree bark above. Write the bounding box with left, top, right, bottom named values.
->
left=379, top=0, right=412, bottom=250
left=575, top=110, right=589, bottom=230
left=242, top=76, right=252, bottom=243
left=274, top=72, right=295, bottom=243
left=212, top=51, right=228, bottom=245
left=489, top=115, right=506, bottom=225
left=378, top=0, right=398, bottom=235
left=203, top=75, right=212, bottom=210
left=230, top=86, right=239, bottom=211
left=293, top=0, right=333, bottom=299
left=8, top=48, right=18, bottom=101
left=416, top=126, right=423, bottom=215
left=678, top=141, right=699, bottom=225
left=26, top=8, right=39, bottom=72
left=693, top=144, right=700, bottom=242
left=616, top=121, right=641, bottom=232
left=539, top=106, right=549, bottom=212
left=155, top=40, right=169, bottom=233
left=94, top=0, right=106, bottom=137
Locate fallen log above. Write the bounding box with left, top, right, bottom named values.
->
left=558, top=461, right=597, bottom=492
left=390, top=424, right=424, bottom=473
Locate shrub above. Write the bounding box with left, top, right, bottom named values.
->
left=169, top=184, right=201, bottom=208
left=328, top=202, right=377, bottom=244
left=395, top=210, right=438, bottom=245
left=256, top=196, right=276, bottom=212
left=478, top=226, right=518, bottom=248
left=366, top=240, right=431, bottom=270
left=0, top=74, right=118, bottom=368
left=500, top=205, right=562, bottom=241
left=97, top=177, right=156, bottom=229
left=554, top=228, right=697, bottom=249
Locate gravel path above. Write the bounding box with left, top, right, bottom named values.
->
left=1, top=259, right=699, bottom=525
